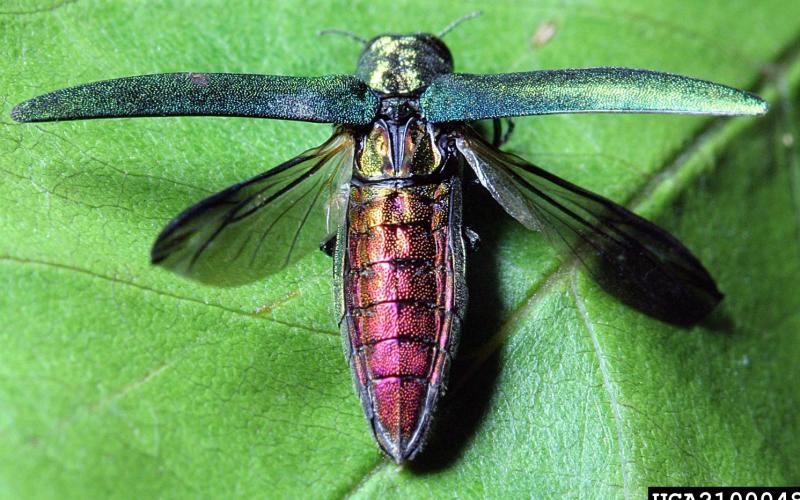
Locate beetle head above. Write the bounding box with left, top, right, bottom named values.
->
left=356, top=33, right=453, bottom=96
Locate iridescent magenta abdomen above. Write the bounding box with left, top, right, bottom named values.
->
left=334, top=180, right=465, bottom=461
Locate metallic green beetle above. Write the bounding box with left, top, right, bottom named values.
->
left=12, top=16, right=767, bottom=462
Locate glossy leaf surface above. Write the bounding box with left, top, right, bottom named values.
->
left=1, top=1, right=799, bottom=498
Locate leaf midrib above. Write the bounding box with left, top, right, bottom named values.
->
left=571, top=271, right=630, bottom=500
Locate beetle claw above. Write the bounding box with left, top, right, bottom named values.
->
left=464, top=227, right=481, bottom=253
left=319, top=234, right=337, bottom=257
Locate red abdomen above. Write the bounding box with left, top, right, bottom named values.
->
left=335, top=179, right=465, bottom=461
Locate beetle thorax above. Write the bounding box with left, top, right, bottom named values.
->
left=355, top=118, right=443, bottom=180
left=355, top=34, right=453, bottom=95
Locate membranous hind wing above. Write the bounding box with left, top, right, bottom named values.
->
left=151, top=129, right=354, bottom=286
left=456, top=128, right=722, bottom=325
left=421, top=67, right=766, bottom=325
left=11, top=72, right=375, bottom=286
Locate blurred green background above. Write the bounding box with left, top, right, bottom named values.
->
left=1, top=0, right=799, bottom=498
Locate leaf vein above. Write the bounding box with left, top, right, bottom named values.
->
left=0, top=255, right=338, bottom=338
left=571, top=271, right=630, bottom=500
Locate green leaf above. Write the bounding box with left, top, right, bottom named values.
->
left=1, top=1, right=799, bottom=498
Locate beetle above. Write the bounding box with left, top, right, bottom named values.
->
left=11, top=14, right=767, bottom=462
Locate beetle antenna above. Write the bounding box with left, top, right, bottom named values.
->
left=438, top=11, right=483, bottom=38
left=318, top=29, right=367, bottom=45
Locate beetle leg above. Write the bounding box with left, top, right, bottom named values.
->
left=501, top=118, right=515, bottom=145
left=319, top=233, right=337, bottom=257
left=491, top=118, right=516, bottom=147
left=491, top=119, right=502, bottom=147
left=463, top=227, right=481, bottom=253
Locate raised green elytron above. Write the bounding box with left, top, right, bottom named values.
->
left=12, top=15, right=767, bottom=462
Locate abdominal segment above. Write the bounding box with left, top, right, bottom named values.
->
left=336, top=179, right=465, bottom=461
